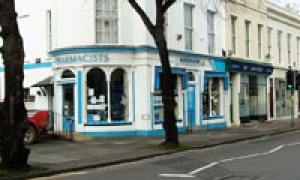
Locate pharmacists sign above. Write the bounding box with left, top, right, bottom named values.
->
left=54, top=53, right=109, bottom=64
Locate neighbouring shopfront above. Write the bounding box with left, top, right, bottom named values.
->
left=269, top=69, right=292, bottom=119
left=227, top=58, right=273, bottom=124
left=49, top=46, right=230, bottom=137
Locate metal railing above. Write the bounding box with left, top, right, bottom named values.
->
left=48, top=111, right=74, bottom=141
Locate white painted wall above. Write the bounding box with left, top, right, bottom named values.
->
left=13, top=0, right=225, bottom=57
left=267, top=2, right=300, bottom=70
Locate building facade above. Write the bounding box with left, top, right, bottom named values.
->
left=225, top=0, right=274, bottom=125
left=267, top=2, right=300, bottom=120
left=0, top=0, right=230, bottom=136
left=0, top=0, right=299, bottom=137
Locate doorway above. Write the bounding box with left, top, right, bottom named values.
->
left=62, top=84, right=75, bottom=132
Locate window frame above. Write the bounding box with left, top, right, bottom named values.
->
left=258, top=24, right=263, bottom=60
left=278, top=30, right=282, bottom=64
left=267, top=27, right=272, bottom=60
left=95, top=0, right=119, bottom=45
left=184, top=3, right=194, bottom=51
left=287, top=33, right=292, bottom=65
left=231, top=16, right=237, bottom=54
left=207, top=10, right=216, bottom=55
left=245, top=21, right=251, bottom=58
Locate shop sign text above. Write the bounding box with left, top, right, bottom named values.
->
left=54, top=53, right=109, bottom=64
left=231, top=62, right=273, bottom=75
left=176, top=58, right=212, bottom=68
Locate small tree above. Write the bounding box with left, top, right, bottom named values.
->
left=0, top=0, right=30, bottom=170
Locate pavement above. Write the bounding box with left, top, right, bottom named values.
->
left=4, top=119, right=300, bottom=180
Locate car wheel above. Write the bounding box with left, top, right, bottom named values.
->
left=24, top=125, right=36, bottom=144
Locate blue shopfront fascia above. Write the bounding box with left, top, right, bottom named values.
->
left=154, top=66, right=188, bottom=90
left=80, top=127, right=187, bottom=137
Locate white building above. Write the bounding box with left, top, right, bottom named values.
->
left=267, top=2, right=300, bottom=120
left=0, top=0, right=230, bottom=136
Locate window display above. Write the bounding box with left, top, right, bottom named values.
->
left=203, top=78, right=223, bottom=118
left=86, top=68, right=129, bottom=124
left=153, top=75, right=182, bottom=122
left=110, top=69, right=129, bottom=121
left=86, top=68, right=108, bottom=122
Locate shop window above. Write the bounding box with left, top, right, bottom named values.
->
left=188, top=72, right=195, bottom=82
left=86, top=68, right=108, bottom=122
left=154, top=75, right=182, bottom=122
left=203, top=78, right=223, bottom=118
left=24, top=88, right=35, bottom=102
left=61, top=69, right=75, bottom=79
left=110, top=68, right=129, bottom=121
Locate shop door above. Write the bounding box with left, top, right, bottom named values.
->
left=62, top=84, right=75, bottom=132
left=187, top=85, right=196, bottom=127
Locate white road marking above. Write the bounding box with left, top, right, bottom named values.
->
left=68, top=171, right=88, bottom=175
left=159, top=174, right=195, bottom=178
left=189, top=162, right=219, bottom=175
left=160, top=141, right=300, bottom=178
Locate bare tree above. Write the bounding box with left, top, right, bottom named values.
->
left=0, top=0, right=29, bottom=170
left=127, top=0, right=235, bottom=147
left=128, top=0, right=179, bottom=147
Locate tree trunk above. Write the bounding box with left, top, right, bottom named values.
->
left=154, top=29, right=179, bottom=147
left=0, top=0, right=30, bottom=170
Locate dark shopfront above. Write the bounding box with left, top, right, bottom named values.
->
left=226, top=58, right=273, bottom=124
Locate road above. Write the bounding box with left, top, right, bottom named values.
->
left=33, top=131, right=300, bottom=180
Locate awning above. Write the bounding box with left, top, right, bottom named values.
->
left=31, top=76, right=53, bottom=87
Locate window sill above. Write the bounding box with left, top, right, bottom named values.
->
left=154, top=119, right=182, bottom=124
left=203, top=115, right=224, bottom=120
left=84, top=121, right=132, bottom=126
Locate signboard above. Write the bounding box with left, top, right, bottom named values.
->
left=176, top=57, right=213, bottom=68
left=54, top=53, right=109, bottom=64
left=229, top=61, right=273, bottom=75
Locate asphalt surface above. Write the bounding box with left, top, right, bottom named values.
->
left=33, top=131, right=300, bottom=180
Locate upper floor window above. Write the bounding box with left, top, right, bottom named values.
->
left=46, top=10, right=52, bottom=51
left=96, top=0, right=118, bottom=44
left=297, top=37, right=300, bottom=66
left=245, top=21, right=251, bottom=58
left=287, top=33, right=292, bottom=65
left=231, top=16, right=237, bottom=55
left=278, top=30, right=282, bottom=63
left=184, top=4, right=193, bottom=51
left=267, top=27, right=272, bottom=60
left=207, top=10, right=215, bottom=55
left=258, top=25, right=262, bottom=60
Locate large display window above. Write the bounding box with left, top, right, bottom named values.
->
left=275, top=79, right=291, bottom=117
left=86, top=67, right=129, bottom=124
left=110, top=68, right=129, bottom=121
left=153, top=75, right=182, bottom=122
left=239, top=74, right=268, bottom=123
left=203, top=78, right=223, bottom=118
left=86, top=68, right=108, bottom=122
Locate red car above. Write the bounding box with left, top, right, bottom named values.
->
left=26, top=110, right=49, bottom=144
left=0, top=102, right=49, bottom=144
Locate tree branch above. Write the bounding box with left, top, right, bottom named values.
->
left=162, top=0, right=177, bottom=13
left=127, top=0, right=155, bottom=36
